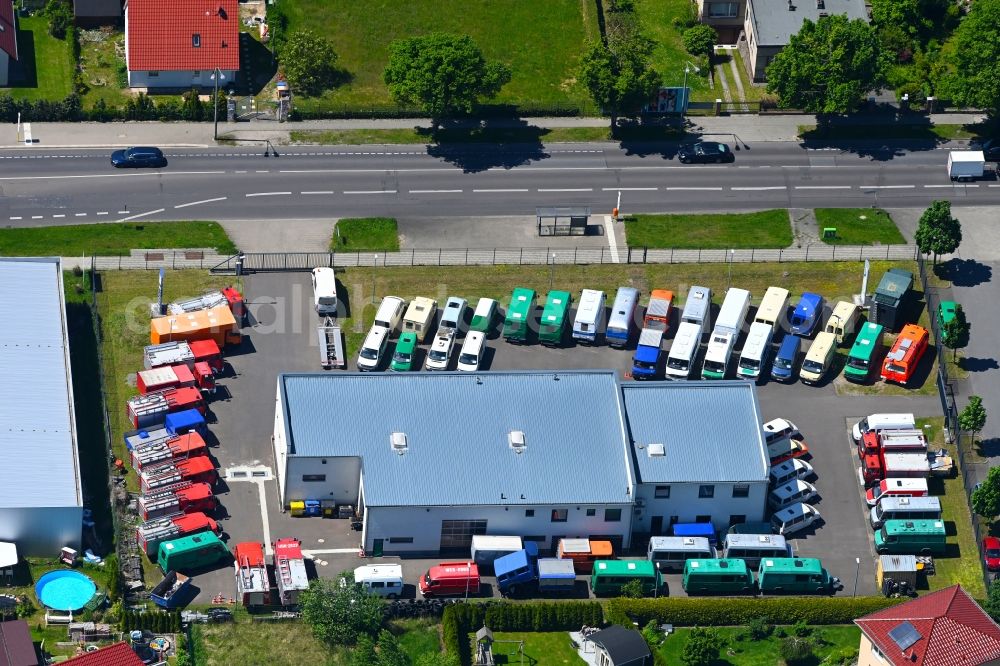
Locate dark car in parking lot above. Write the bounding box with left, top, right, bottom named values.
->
left=111, top=146, right=167, bottom=168
left=678, top=141, right=734, bottom=164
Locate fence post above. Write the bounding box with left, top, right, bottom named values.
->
left=698, top=248, right=701, bottom=262
left=493, top=248, right=496, bottom=265
left=574, top=247, right=578, bottom=264
left=805, top=245, right=810, bottom=261
left=438, top=248, right=442, bottom=266
left=670, top=248, right=674, bottom=264
left=751, top=248, right=755, bottom=263
left=519, top=248, right=523, bottom=265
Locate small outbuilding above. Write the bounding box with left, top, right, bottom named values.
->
left=0, top=620, right=40, bottom=666
left=586, top=625, right=652, bottom=666
left=870, top=268, right=913, bottom=333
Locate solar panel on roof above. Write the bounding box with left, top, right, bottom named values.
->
left=888, top=621, right=921, bottom=651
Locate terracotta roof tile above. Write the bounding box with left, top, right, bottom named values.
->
left=126, top=0, right=238, bottom=71
left=59, top=642, right=145, bottom=666
left=0, top=0, right=17, bottom=61
left=855, top=585, right=1000, bottom=666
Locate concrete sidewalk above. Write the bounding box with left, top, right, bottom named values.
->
left=5, top=112, right=987, bottom=149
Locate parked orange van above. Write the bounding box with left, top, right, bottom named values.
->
left=418, top=561, right=480, bottom=597
left=557, top=538, right=614, bottom=574
left=881, top=324, right=929, bottom=385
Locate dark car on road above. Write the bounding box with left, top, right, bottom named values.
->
left=111, top=146, right=167, bottom=168
left=677, top=141, right=734, bottom=164
left=973, top=138, right=1000, bottom=161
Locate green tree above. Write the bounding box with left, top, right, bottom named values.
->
left=351, top=635, right=378, bottom=666
left=620, top=579, right=645, bottom=599
left=579, top=37, right=659, bottom=130
left=940, top=304, right=969, bottom=361
left=383, top=33, right=511, bottom=128
left=915, top=200, right=962, bottom=264
left=985, top=579, right=1000, bottom=621
left=946, top=0, right=1000, bottom=112
left=415, top=654, right=460, bottom=666
left=960, top=395, right=988, bottom=445
left=971, top=464, right=1000, bottom=520
left=780, top=636, right=816, bottom=661
left=375, top=630, right=408, bottom=666
left=683, top=24, right=718, bottom=61
left=105, top=553, right=122, bottom=600
left=44, top=0, right=73, bottom=39
left=681, top=627, right=721, bottom=666
left=299, top=575, right=384, bottom=647
left=871, top=0, right=955, bottom=42
left=766, top=15, right=889, bottom=113
left=281, top=30, right=339, bottom=97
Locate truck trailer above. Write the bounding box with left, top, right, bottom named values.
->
left=138, top=512, right=219, bottom=556
left=273, top=538, right=310, bottom=606
left=948, top=150, right=985, bottom=181
left=138, top=481, right=217, bottom=520
left=131, top=431, right=208, bottom=472
left=140, top=456, right=218, bottom=493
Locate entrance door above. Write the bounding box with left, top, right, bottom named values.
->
left=650, top=516, right=664, bottom=535
left=372, top=539, right=384, bottom=557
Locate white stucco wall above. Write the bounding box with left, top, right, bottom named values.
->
left=632, top=481, right=767, bottom=533
left=283, top=456, right=362, bottom=507
left=0, top=507, right=83, bottom=556
left=127, top=68, right=237, bottom=90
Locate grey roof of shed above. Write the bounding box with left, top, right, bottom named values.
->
left=0, top=259, right=81, bottom=509
left=748, top=0, right=869, bottom=46
left=73, top=0, right=122, bottom=18
left=622, top=381, right=768, bottom=484
left=279, top=370, right=636, bottom=507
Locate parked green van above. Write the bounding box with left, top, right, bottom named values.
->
left=874, top=519, right=947, bottom=555
left=757, top=557, right=841, bottom=594
left=681, top=558, right=755, bottom=595
left=390, top=332, right=418, bottom=372
left=158, top=532, right=229, bottom=573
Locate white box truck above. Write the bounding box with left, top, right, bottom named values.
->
left=948, top=150, right=985, bottom=181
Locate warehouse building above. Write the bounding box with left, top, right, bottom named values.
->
left=274, top=371, right=770, bottom=556
left=273, top=371, right=637, bottom=556
left=0, top=258, right=83, bottom=556
left=623, top=381, right=770, bottom=534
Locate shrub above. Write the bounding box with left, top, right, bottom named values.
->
left=746, top=616, right=773, bottom=640
left=641, top=619, right=664, bottom=649
left=779, top=636, right=815, bottom=661
left=792, top=619, right=812, bottom=637
left=45, top=0, right=73, bottom=39
left=620, top=580, right=644, bottom=599
left=681, top=627, right=721, bottom=666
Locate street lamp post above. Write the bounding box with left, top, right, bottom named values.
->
left=681, top=61, right=700, bottom=118
left=211, top=68, right=226, bottom=141
left=372, top=255, right=378, bottom=304
left=853, top=557, right=861, bottom=597
left=727, top=249, right=735, bottom=288
left=549, top=253, right=556, bottom=290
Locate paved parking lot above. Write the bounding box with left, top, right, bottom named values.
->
left=186, top=272, right=942, bottom=602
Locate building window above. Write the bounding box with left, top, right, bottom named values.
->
left=192, top=33, right=201, bottom=47
left=388, top=537, right=413, bottom=544
left=525, top=509, right=535, bottom=518
left=654, top=485, right=671, bottom=498
left=302, top=474, right=326, bottom=482
left=708, top=1, right=739, bottom=17
left=439, top=519, right=487, bottom=550
left=586, top=508, right=596, bottom=517
left=148, top=71, right=159, bottom=77
left=551, top=509, right=568, bottom=523
left=730, top=515, right=746, bottom=526
left=699, top=485, right=715, bottom=498
left=605, top=509, right=622, bottom=522
left=733, top=484, right=750, bottom=498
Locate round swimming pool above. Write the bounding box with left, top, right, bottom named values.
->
left=35, top=570, right=97, bottom=611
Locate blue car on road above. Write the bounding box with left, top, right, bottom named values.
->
left=789, top=293, right=824, bottom=336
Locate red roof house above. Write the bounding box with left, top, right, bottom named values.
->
left=59, top=642, right=144, bottom=666
left=0, top=0, right=18, bottom=87
left=124, top=0, right=238, bottom=89
left=855, top=585, right=1000, bottom=666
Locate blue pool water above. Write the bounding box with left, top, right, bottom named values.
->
left=35, top=570, right=97, bottom=611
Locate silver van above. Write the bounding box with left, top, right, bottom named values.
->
left=771, top=502, right=822, bottom=536
left=439, top=297, right=468, bottom=334
left=768, top=479, right=818, bottom=510
left=870, top=496, right=941, bottom=529
left=769, top=459, right=815, bottom=487
left=374, top=296, right=407, bottom=334
left=681, top=285, right=712, bottom=328
left=357, top=325, right=390, bottom=371
left=647, top=536, right=714, bottom=572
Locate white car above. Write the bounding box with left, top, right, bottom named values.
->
left=456, top=331, right=486, bottom=372
left=425, top=330, right=456, bottom=371
left=357, top=325, right=389, bottom=371
left=762, top=418, right=800, bottom=445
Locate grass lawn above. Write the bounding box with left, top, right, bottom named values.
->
left=332, top=217, right=401, bottom=252
left=392, top=618, right=442, bottom=659
left=798, top=123, right=979, bottom=141
left=919, top=416, right=987, bottom=598
left=623, top=210, right=793, bottom=249
left=0, top=221, right=237, bottom=256
left=634, top=0, right=718, bottom=100
left=9, top=15, right=74, bottom=101
left=283, top=0, right=599, bottom=113
left=77, top=28, right=129, bottom=108
left=656, top=625, right=861, bottom=665
left=193, top=619, right=347, bottom=666
left=287, top=124, right=687, bottom=145
left=469, top=631, right=584, bottom=665
left=815, top=209, right=906, bottom=246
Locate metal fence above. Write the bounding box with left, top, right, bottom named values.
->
left=916, top=256, right=991, bottom=594
left=204, top=244, right=919, bottom=274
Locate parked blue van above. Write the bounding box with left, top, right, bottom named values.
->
left=790, top=293, right=824, bottom=336
left=771, top=335, right=802, bottom=382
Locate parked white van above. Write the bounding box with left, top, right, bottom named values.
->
left=374, top=296, right=407, bottom=334
left=769, top=459, right=815, bottom=487
left=737, top=321, right=774, bottom=379
left=824, top=301, right=861, bottom=345
left=754, top=286, right=790, bottom=333
left=357, top=325, right=390, bottom=371
left=311, top=267, right=339, bottom=316
left=762, top=418, right=800, bottom=445
left=852, top=413, right=916, bottom=442
left=647, top=536, right=714, bottom=572
left=770, top=502, right=822, bottom=536
left=768, top=479, right=819, bottom=510
left=457, top=331, right=486, bottom=372
left=354, top=564, right=404, bottom=598
left=402, top=297, right=438, bottom=342
left=572, top=289, right=606, bottom=344
left=665, top=321, right=703, bottom=379
left=439, top=297, right=468, bottom=334
left=681, top=285, right=712, bottom=328
left=870, top=496, right=942, bottom=529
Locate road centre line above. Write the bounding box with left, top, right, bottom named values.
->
left=175, top=196, right=227, bottom=208
left=538, top=188, right=593, bottom=192
left=246, top=191, right=293, bottom=197
left=343, top=190, right=397, bottom=194
left=863, top=185, right=915, bottom=189
left=794, top=185, right=851, bottom=190
left=301, top=190, right=334, bottom=194
left=923, top=184, right=954, bottom=188
left=664, top=187, right=723, bottom=191
left=602, top=187, right=658, bottom=191
left=0, top=171, right=225, bottom=181
left=409, top=189, right=463, bottom=194
left=731, top=186, right=787, bottom=191
left=473, top=188, right=529, bottom=193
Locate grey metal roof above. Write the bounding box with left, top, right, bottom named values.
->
left=0, top=259, right=82, bottom=509
left=73, top=0, right=122, bottom=18
left=280, top=370, right=635, bottom=507
left=622, top=381, right=769, bottom=484
left=748, top=0, right=869, bottom=46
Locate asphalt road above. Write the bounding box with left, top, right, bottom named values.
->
left=2, top=142, right=999, bottom=224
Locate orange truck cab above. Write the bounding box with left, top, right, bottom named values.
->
left=880, top=324, right=929, bottom=385
left=557, top=538, right=614, bottom=574
left=418, top=561, right=480, bottom=597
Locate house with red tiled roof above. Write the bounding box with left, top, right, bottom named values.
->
left=855, top=585, right=1000, bottom=666
left=59, top=642, right=144, bottom=666
left=124, top=0, right=238, bottom=89
left=0, top=0, right=18, bottom=87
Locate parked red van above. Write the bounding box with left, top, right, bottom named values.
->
left=418, top=561, right=480, bottom=597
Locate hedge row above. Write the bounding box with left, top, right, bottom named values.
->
left=605, top=596, right=907, bottom=627
left=120, top=609, right=181, bottom=633
left=0, top=91, right=225, bottom=123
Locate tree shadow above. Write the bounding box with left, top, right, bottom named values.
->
left=615, top=117, right=690, bottom=159
left=959, top=356, right=999, bottom=373
left=934, top=258, right=993, bottom=287
left=424, top=117, right=549, bottom=173
left=796, top=115, right=990, bottom=161
left=975, top=438, right=1000, bottom=459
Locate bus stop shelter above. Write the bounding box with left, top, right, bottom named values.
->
left=537, top=206, right=590, bottom=236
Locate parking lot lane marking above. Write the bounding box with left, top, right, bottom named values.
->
left=794, top=186, right=851, bottom=190
left=601, top=187, right=658, bottom=191
left=473, top=188, right=529, bottom=193
left=301, top=190, right=334, bottom=195
left=257, top=480, right=273, bottom=557
left=117, top=210, right=129, bottom=214
left=604, top=215, right=620, bottom=264
left=409, top=189, right=463, bottom=194
left=174, top=196, right=227, bottom=209
left=664, top=187, right=723, bottom=191
left=302, top=548, right=362, bottom=556
left=343, top=190, right=398, bottom=194
left=538, top=188, right=593, bottom=192
left=119, top=208, right=165, bottom=222
left=731, top=186, right=787, bottom=191
left=246, top=191, right=293, bottom=197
